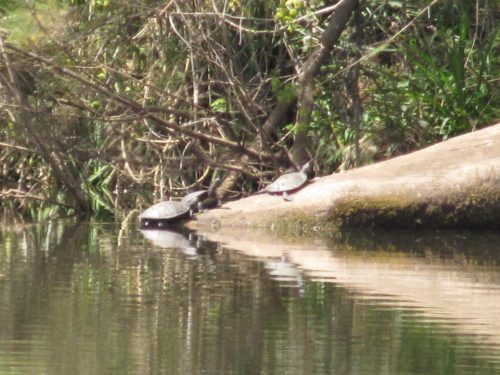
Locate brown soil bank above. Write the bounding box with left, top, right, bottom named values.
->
left=194, top=123, right=500, bottom=231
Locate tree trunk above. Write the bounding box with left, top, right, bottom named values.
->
left=219, top=0, right=359, bottom=197
left=291, top=0, right=358, bottom=166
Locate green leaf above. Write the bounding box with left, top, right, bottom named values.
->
left=210, top=98, right=228, bottom=112
left=388, top=1, right=403, bottom=8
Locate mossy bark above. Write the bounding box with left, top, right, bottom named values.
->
left=327, top=186, right=500, bottom=230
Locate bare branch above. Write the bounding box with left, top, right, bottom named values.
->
left=4, top=43, right=273, bottom=163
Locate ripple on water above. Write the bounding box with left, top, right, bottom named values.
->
left=0, top=222, right=499, bottom=375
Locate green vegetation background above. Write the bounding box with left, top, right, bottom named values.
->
left=0, top=0, right=498, bottom=219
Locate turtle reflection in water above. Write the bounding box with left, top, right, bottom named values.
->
left=140, top=228, right=199, bottom=257
left=259, top=161, right=313, bottom=201
left=140, top=228, right=218, bottom=259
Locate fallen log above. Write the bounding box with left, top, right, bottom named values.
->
left=193, top=123, right=500, bottom=231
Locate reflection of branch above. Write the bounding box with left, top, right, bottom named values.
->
left=4, top=43, right=273, bottom=163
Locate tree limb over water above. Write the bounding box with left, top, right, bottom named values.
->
left=3, top=43, right=273, bottom=164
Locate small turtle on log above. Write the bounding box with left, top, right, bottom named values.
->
left=181, top=176, right=221, bottom=212
left=259, top=161, right=313, bottom=201
left=181, top=190, right=208, bottom=209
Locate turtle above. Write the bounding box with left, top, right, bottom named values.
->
left=259, top=161, right=312, bottom=201
left=181, top=176, right=222, bottom=212
left=140, top=199, right=198, bottom=228
left=181, top=190, right=208, bottom=210
left=140, top=177, right=221, bottom=229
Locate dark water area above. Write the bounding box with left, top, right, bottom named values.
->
left=0, top=220, right=499, bottom=375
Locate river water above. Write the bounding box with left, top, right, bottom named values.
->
left=0, top=220, right=499, bottom=375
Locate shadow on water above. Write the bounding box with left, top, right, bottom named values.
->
left=0, top=219, right=499, bottom=375
left=336, top=228, right=500, bottom=264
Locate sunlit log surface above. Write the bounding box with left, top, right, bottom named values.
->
left=194, top=122, right=500, bottom=229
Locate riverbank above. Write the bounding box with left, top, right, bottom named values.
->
left=192, top=123, right=500, bottom=231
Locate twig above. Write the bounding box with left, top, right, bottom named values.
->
left=332, top=0, right=442, bottom=79
left=0, top=142, right=30, bottom=152
left=4, top=43, right=273, bottom=163
left=1, top=189, right=75, bottom=209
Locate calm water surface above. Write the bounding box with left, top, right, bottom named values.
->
left=0, top=220, right=499, bottom=375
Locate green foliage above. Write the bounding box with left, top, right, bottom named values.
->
left=0, top=0, right=498, bottom=219
left=271, top=76, right=296, bottom=102
left=401, top=1, right=498, bottom=138
left=94, top=0, right=110, bottom=7
left=210, top=98, right=228, bottom=113
left=275, top=0, right=304, bottom=26
left=0, top=0, right=69, bottom=47
left=305, top=0, right=499, bottom=171
left=0, top=0, right=17, bottom=13
left=86, top=162, right=115, bottom=215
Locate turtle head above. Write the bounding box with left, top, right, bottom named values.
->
left=301, top=161, right=313, bottom=176
left=208, top=175, right=222, bottom=197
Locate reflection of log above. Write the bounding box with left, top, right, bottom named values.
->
left=194, top=123, right=500, bottom=230
left=197, top=229, right=500, bottom=346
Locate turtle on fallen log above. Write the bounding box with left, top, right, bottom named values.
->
left=181, top=176, right=221, bottom=211
left=259, top=162, right=313, bottom=201
left=189, top=123, right=500, bottom=231
left=140, top=176, right=221, bottom=229
left=139, top=200, right=195, bottom=229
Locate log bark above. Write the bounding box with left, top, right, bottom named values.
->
left=193, top=123, right=500, bottom=230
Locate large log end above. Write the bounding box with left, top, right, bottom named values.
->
left=190, top=123, right=500, bottom=231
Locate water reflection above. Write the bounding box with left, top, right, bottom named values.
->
left=264, top=255, right=304, bottom=292
left=140, top=227, right=219, bottom=261
left=206, top=228, right=500, bottom=343
left=0, top=220, right=498, bottom=375
left=141, top=227, right=200, bottom=257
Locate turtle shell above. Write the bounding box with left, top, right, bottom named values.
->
left=262, top=167, right=309, bottom=193
left=140, top=201, right=191, bottom=227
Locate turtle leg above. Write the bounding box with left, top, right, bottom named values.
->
left=282, top=191, right=293, bottom=201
